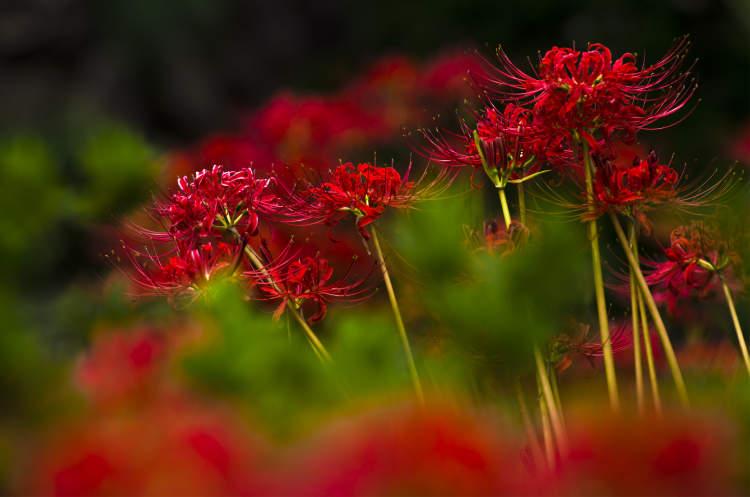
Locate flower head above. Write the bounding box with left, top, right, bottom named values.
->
left=424, top=103, right=558, bottom=187
left=592, top=150, right=679, bottom=225
left=250, top=255, right=372, bottom=323
left=122, top=165, right=287, bottom=299
left=483, top=38, right=696, bottom=141
left=645, top=222, right=739, bottom=313
left=153, top=165, right=281, bottom=247
left=304, top=162, right=452, bottom=238
left=124, top=241, right=240, bottom=300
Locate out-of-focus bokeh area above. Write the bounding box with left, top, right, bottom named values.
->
left=1, top=0, right=749, bottom=495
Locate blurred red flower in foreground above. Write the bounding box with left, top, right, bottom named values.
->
left=554, top=413, right=736, bottom=496
left=280, top=402, right=527, bottom=496
left=29, top=398, right=268, bottom=497
left=75, top=328, right=167, bottom=406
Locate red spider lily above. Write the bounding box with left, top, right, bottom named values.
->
left=644, top=222, right=739, bottom=313
left=482, top=38, right=696, bottom=141
left=249, top=254, right=372, bottom=323
left=148, top=165, right=283, bottom=247
left=28, top=397, right=269, bottom=497
left=591, top=150, right=679, bottom=225
left=552, top=322, right=633, bottom=373
left=473, top=217, right=528, bottom=255
left=124, top=241, right=241, bottom=300
left=75, top=329, right=167, bottom=407
left=280, top=402, right=529, bottom=496
left=424, top=103, right=557, bottom=187
left=552, top=412, right=736, bottom=496
left=303, top=162, right=454, bottom=238
left=420, top=51, right=487, bottom=97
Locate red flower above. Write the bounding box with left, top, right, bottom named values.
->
left=483, top=38, right=695, bottom=141
left=152, top=165, right=281, bottom=247
left=123, top=166, right=292, bottom=298
left=592, top=150, right=679, bottom=223
left=75, top=329, right=166, bottom=407
left=424, top=103, right=559, bottom=187
left=552, top=322, right=633, bottom=373
left=304, top=162, right=452, bottom=237
left=553, top=412, right=736, bottom=496
left=29, top=398, right=268, bottom=497
left=281, top=402, right=528, bottom=496
left=124, top=241, right=240, bottom=299
left=644, top=223, right=738, bottom=313
left=250, top=255, right=371, bottom=323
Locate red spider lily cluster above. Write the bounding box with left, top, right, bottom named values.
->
left=93, top=38, right=750, bottom=496
left=425, top=36, right=746, bottom=450
left=124, top=164, right=391, bottom=322
left=426, top=38, right=700, bottom=218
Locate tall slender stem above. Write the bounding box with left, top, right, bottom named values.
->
left=721, top=278, right=750, bottom=377
left=549, top=366, right=565, bottom=430
left=629, top=223, right=645, bottom=414
left=537, top=373, right=555, bottom=468
left=369, top=225, right=424, bottom=403
left=516, top=381, right=545, bottom=470
left=609, top=212, right=689, bottom=407
left=638, top=287, right=662, bottom=414
left=498, top=188, right=512, bottom=228
left=534, top=347, right=568, bottom=455
left=243, top=246, right=331, bottom=362
left=517, top=182, right=527, bottom=226
left=582, top=142, right=619, bottom=411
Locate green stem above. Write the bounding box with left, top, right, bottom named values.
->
left=721, top=279, right=750, bottom=377
left=609, top=212, right=689, bottom=407
left=638, top=285, right=662, bottom=414
left=369, top=225, right=424, bottom=403
left=629, top=223, right=645, bottom=414
left=498, top=188, right=512, bottom=229
left=583, top=142, right=619, bottom=411
left=516, top=381, right=545, bottom=470
left=548, top=365, right=565, bottom=430
left=518, top=182, right=527, bottom=226
left=534, top=347, right=568, bottom=455
left=537, top=371, right=555, bottom=468
left=243, top=246, right=331, bottom=362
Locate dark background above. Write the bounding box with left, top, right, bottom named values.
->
left=2, top=0, right=748, bottom=149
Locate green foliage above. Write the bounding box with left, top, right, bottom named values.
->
left=393, top=193, right=589, bottom=378
left=73, top=120, right=156, bottom=220
left=0, top=135, right=64, bottom=279
left=182, top=282, right=341, bottom=437
left=0, top=292, right=69, bottom=425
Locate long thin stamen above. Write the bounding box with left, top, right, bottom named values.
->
left=721, top=277, right=750, bottom=377
left=583, top=141, right=619, bottom=411
left=370, top=225, right=424, bottom=403
left=243, top=246, right=331, bottom=362
left=609, top=212, right=689, bottom=407
left=629, top=223, right=645, bottom=414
